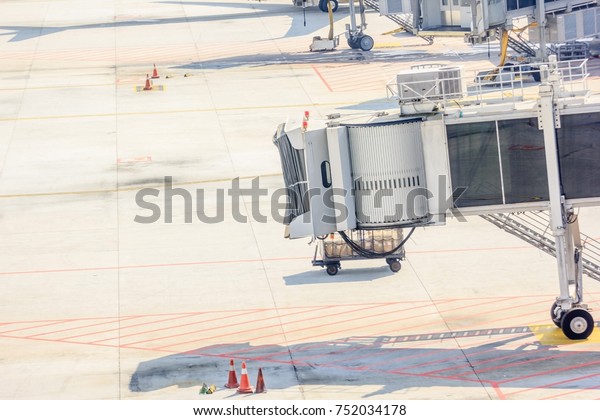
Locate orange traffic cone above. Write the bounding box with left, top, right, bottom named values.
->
left=255, top=368, right=266, bottom=394
left=143, top=74, right=153, bottom=91
left=224, top=359, right=239, bottom=389
left=237, top=361, right=253, bottom=394
left=151, top=64, right=160, bottom=79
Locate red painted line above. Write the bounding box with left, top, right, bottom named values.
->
left=0, top=256, right=309, bottom=276
left=313, top=65, right=333, bottom=92
left=497, top=359, right=600, bottom=385
left=536, top=373, right=600, bottom=399
left=64, top=311, right=226, bottom=341
left=222, top=302, right=429, bottom=360
left=25, top=315, right=145, bottom=339
left=492, top=382, right=506, bottom=400
left=292, top=296, right=516, bottom=365
left=129, top=304, right=348, bottom=347
left=425, top=347, right=549, bottom=376
left=379, top=334, right=527, bottom=376
left=394, top=347, right=500, bottom=375
left=79, top=309, right=269, bottom=343
left=0, top=332, right=173, bottom=355
left=273, top=305, right=443, bottom=348
left=0, top=319, right=77, bottom=335
left=458, top=353, right=565, bottom=378
left=0, top=242, right=587, bottom=277
left=150, top=302, right=396, bottom=350
left=262, top=296, right=539, bottom=366
left=117, top=307, right=326, bottom=348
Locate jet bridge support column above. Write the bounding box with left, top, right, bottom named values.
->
left=538, top=65, right=594, bottom=340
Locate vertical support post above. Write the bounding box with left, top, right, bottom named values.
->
left=538, top=79, right=571, bottom=307
left=349, top=0, right=357, bottom=35
left=536, top=0, right=547, bottom=60
left=358, top=0, right=367, bottom=32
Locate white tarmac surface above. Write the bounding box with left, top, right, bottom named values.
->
left=2, top=0, right=600, bottom=400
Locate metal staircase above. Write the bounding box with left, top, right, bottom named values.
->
left=481, top=211, right=600, bottom=282
left=495, top=27, right=537, bottom=58
left=363, top=0, right=434, bottom=45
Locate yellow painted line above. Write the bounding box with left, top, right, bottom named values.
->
left=0, top=173, right=282, bottom=199
left=419, top=30, right=468, bottom=38
left=381, top=28, right=404, bottom=36
left=0, top=101, right=356, bottom=122
left=374, top=42, right=404, bottom=49
left=530, top=324, right=600, bottom=345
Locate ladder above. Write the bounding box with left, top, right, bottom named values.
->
left=495, top=27, right=537, bottom=58
left=481, top=211, right=600, bottom=282
left=363, top=0, right=434, bottom=45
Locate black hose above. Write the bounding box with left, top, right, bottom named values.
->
left=338, top=227, right=416, bottom=259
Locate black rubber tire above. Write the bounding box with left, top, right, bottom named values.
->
left=550, top=301, right=561, bottom=327
left=561, top=308, right=594, bottom=340
left=389, top=260, right=401, bottom=273
left=359, top=35, right=374, bottom=51
left=319, top=0, right=338, bottom=12
left=347, top=37, right=359, bottom=49
left=326, top=265, right=338, bottom=276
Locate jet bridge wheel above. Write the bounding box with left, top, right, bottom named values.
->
left=347, top=37, right=360, bottom=49
left=561, top=308, right=594, bottom=340
left=550, top=301, right=562, bottom=327
left=358, top=35, right=374, bottom=51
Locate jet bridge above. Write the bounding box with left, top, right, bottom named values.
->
left=273, top=57, right=600, bottom=340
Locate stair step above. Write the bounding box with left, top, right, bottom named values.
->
left=481, top=212, right=600, bottom=282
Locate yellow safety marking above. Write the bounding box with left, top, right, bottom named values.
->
left=419, top=30, right=467, bottom=38
left=0, top=173, right=282, bottom=199
left=530, top=324, right=600, bottom=345
left=374, top=42, right=404, bottom=49
left=0, top=101, right=356, bottom=122
left=381, top=28, right=404, bottom=36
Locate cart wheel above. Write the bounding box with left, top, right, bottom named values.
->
left=550, top=301, right=562, bottom=327
left=326, top=265, right=338, bottom=276
left=389, top=260, right=401, bottom=273
left=359, top=35, right=374, bottom=51
left=561, top=308, right=594, bottom=340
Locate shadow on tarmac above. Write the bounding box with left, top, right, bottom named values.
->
left=129, top=326, right=600, bottom=398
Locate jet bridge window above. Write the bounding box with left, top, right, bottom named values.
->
left=447, top=121, right=503, bottom=207
left=497, top=118, right=549, bottom=204
left=448, top=118, right=549, bottom=208
left=557, top=112, right=600, bottom=200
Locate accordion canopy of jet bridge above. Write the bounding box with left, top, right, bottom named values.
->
left=273, top=95, right=600, bottom=239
